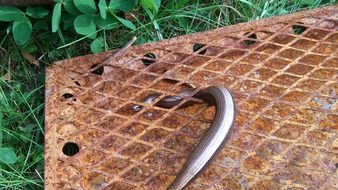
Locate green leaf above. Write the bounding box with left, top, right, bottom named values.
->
left=74, top=14, right=97, bottom=39
left=299, top=0, right=315, bottom=6
left=279, top=9, right=288, bottom=14
left=178, top=17, right=189, bottom=29
left=98, top=0, right=107, bottom=19
left=73, top=0, right=97, bottom=14
left=24, top=43, right=38, bottom=53
left=113, top=14, right=135, bottom=30
left=94, top=14, right=118, bottom=29
left=33, top=20, right=49, bottom=31
left=0, top=6, right=24, bottom=21
left=0, top=148, right=17, bottom=164
left=52, top=2, right=62, bottom=32
left=26, top=6, right=49, bottom=18
left=140, top=0, right=161, bottom=12
left=108, top=0, right=136, bottom=12
left=0, top=127, right=3, bottom=147
left=90, top=36, right=105, bottom=53
left=12, top=18, right=32, bottom=46
left=62, top=13, right=75, bottom=30
left=0, top=135, right=2, bottom=148
left=167, top=0, right=189, bottom=9
left=63, top=0, right=81, bottom=15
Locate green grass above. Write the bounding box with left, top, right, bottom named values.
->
left=0, top=53, right=44, bottom=189
left=0, top=0, right=335, bottom=189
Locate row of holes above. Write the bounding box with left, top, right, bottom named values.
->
left=88, top=24, right=308, bottom=77
left=61, top=24, right=308, bottom=102
left=61, top=23, right=310, bottom=103
left=86, top=42, right=208, bottom=77
left=243, top=24, right=307, bottom=46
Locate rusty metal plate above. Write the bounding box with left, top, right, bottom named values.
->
left=45, top=6, right=338, bottom=190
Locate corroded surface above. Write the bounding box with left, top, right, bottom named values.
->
left=45, top=6, right=338, bottom=190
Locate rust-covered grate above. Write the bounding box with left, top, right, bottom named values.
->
left=45, top=6, right=338, bottom=190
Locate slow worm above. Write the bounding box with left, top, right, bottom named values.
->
left=134, top=86, right=235, bottom=190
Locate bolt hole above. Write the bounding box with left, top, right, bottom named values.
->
left=90, top=64, right=104, bottom=75
left=292, top=25, right=307, bottom=34
left=74, top=81, right=81, bottom=86
left=142, top=53, right=156, bottom=66
left=193, top=43, right=207, bottom=55
left=243, top=33, right=257, bottom=46
left=132, top=105, right=144, bottom=112
left=62, top=93, right=74, bottom=99
left=62, top=142, right=79, bottom=156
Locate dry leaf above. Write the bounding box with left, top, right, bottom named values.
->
left=1, top=73, right=10, bottom=81
left=22, top=51, right=39, bottom=67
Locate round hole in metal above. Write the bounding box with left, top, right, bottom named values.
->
left=132, top=105, right=144, bottom=112
left=62, top=142, right=79, bottom=156
left=193, top=43, right=207, bottom=55
left=142, top=53, right=157, bottom=66
left=74, top=81, right=81, bottom=86
left=62, top=93, right=74, bottom=99
left=90, top=64, right=104, bottom=75
left=243, top=33, right=257, bottom=46
left=292, top=25, right=307, bottom=34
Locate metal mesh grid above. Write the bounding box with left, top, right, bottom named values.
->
left=45, top=6, right=338, bottom=190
